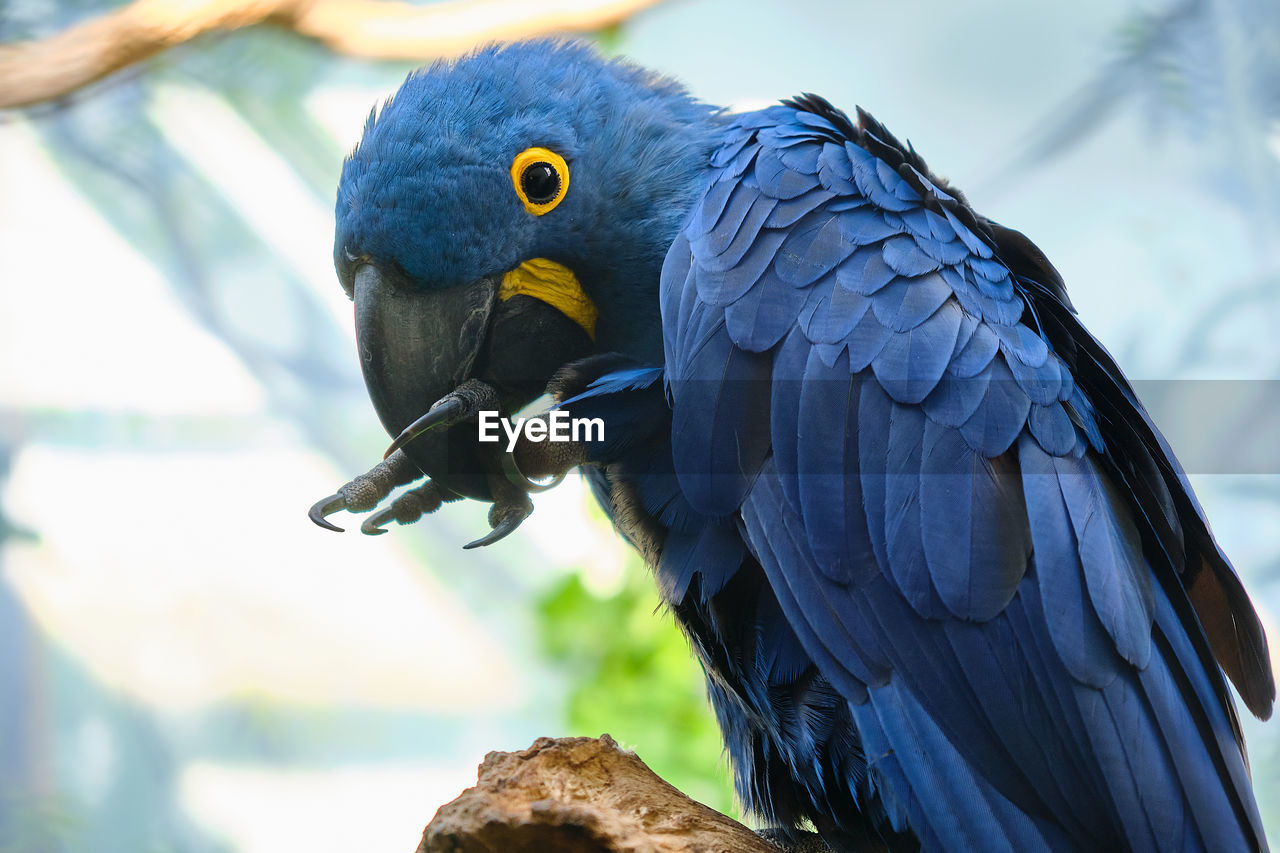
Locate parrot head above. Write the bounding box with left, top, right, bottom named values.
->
left=334, top=40, right=719, bottom=499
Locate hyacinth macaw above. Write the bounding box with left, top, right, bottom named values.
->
left=309, top=40, right=1275, bottom=852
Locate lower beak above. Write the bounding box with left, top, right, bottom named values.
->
left=354, top=264, right=499, bottom=500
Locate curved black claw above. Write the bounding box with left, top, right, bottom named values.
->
left=360, top=508, right=395, bottom=536
left=308, top=493, right=348, bottom=532
left=464, top=493, right=533, bottom=549
left=308, top=450, right=423, bottom=533
left=383, top=397, right=464, bottom=459
left=462, top=514, right=524, bottom=549
left=383, top=379, right=502, bottom=459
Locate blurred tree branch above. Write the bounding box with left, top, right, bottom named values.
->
left=0, top=0, right=668, bottom=109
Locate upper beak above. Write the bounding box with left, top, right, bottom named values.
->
left=354, top=263, right=499, bottom=500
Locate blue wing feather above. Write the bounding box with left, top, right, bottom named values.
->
left=957, top=356, right=1033, bottom=456
left=838, top=206, right=900, bottom=245
left=756, top=145, right=822, bottom=199
left=765, top=188, right=836, bottom=229
left=869, top=271, right=950, bottom=332
left=740, top=469, right=880, bottom=703
left=694, top=193, right=777, bottom=271
left=836, top=244, right=900, bottom=294
left=1027, top=401, right=1079, bottom=455
left=695, top=175, right=738, bottom=235
left=948, top=319, right=1000, bottom=377
left=882, top=235, right=941, bottom=276
left=919, top=420, right=1030, bottom=621
left=1054, top=452, right=1155, bottom=669
left=801, top=283, right=871, bottom=344
left=793, top=346, right=878, bottom=588
left=836, top=307, right=891, bottom=372
left=870, top=298, right=964, bottom=403
left=921, top=369, right=990, bottom=428
left=647, top=96, right=1272, bottom=850
left=668, top=318, right=772, bottom=516
left=695, top=227, right=788, bottom=307
left=817, top=142, right=858, bottom=195
left=724, top=259, right=814, bottom=351
left=774, top=212, right=851, bottom=288
left=1018, top=434, right=1122, bottom=688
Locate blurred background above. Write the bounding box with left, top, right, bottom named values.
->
left=1, top=0, right=1278, bottom=849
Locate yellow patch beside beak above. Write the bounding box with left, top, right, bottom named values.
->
left=499, top=258, right=598, bottom=340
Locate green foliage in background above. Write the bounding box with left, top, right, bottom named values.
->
left=535, top=557, right=737, bottom=817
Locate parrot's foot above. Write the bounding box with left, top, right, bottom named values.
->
left=499, top=440, right=569, bottom=493
left=464, top=425, right=594, bottom=545
left=464, top=480, right=534, bottom=549
left=502, top=421, right=592, bottom=491
left=308, top=449, right=421, bottom=532
left=383, top=378, right=500, bottom=459
left=360, top=479, right=462, bottom=535
left=309, top=379, right=591, bottom=546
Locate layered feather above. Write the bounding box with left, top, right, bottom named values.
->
left=651, top=94, right=1272, bottom=851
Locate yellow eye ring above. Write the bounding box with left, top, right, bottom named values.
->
left=511, top=147, right=569, bottom=215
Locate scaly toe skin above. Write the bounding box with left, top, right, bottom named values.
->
left=307, top=450, right=422, bottom=532
left=360, top=481, right=461, bottom=535
left=500, top=447, right=567, bottom=493
left=504, top=415, right=592, bottom=489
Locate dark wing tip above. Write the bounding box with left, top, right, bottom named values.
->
left=1188, top=558, right=1276, bottom=719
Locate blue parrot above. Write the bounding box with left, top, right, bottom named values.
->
left=309, top=40, right=1275, bottom=852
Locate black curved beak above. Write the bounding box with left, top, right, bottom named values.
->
left=354, top=264, right=498, bottom=500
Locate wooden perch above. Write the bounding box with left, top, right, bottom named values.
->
left=417, top=734, right=778, bottom=853
left=0, top=0, right=669, bottom=110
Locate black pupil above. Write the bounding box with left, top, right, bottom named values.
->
left=521, top=162, right=560, bottom=205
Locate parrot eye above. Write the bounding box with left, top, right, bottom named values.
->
left=522, top=163, right=558, bottom=203
left=511, top=147, right=569, bottom=215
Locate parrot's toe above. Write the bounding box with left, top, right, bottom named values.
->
left=463, top=486, right=533, bottom=549
left=307, top=449, right=422, bottom=532
left=307, top=493, right=348, bottom=532
left=500, top=447, right=567, bottom=493
left=360, top=480, right=461, bottom=535
left=384, top=378, right=501, bottom=459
